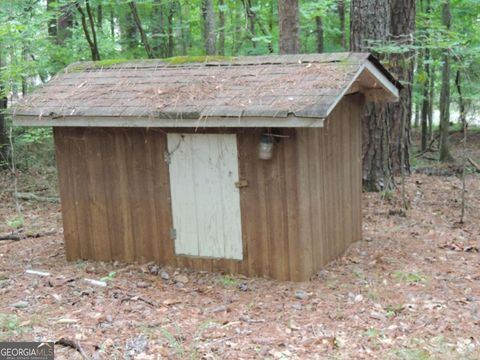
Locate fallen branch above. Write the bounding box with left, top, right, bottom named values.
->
left=0, top=233, right=21, bottom=241
left=0, top=230, right=56, bottom=241
left=414, top=147, right=437, bottom=158
left=84, top=278, right=107, bottom=287
left=15, top=192, right=59, bottom=203
left=468, top=157, right=480, bottom=172
left=55, top=338, right=90, bottom=360
left=120, top=294, right=158, bottom=307
left=26, top=269, right=50, bottom=277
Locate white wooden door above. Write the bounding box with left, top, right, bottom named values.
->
left=167, top=133, right=243, bottom=260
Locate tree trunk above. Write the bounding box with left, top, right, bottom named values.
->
left=47, top=0, right=57, bottom=38
left=152, top=0, right=166, bottom=57
left=232, top=4, right=242, bottom=54
left=177, top=1, right=187, bottom=55
left=413, top=101, right=419, bottom=128
left=315, top=16, right=324, bottom=53
left=121, top=5, right=139, bottom=52
left=243, top=0, right=257, bottom=49
left=387, top=0, right=415, bottom=174
left=109, top=5, right=115, bottom=39
left=128, top=2, right=155, bottom=58
left=57, top=3, right=74, bottom=45
left=350, top=0, right=390, bottom=191
left=75, top=1, right=101, bottom=60
left=455, top=70, right=466, bottom=126
left=218, top=0, right=225, bottom=55
left=420, top=50, right=430, bottom=151
left=351, top=0, right=390, bottom=52
left=0, top=46, right=7, bottom=165
left=21, top=46, right=28, bottom=96
left=428, top=64, right=435, bottom=140
left=167, top=3, right=175, bottom=57
left=337, top=0, right=346, bottom=49
left=278, top=0, right=300, bottom=54
left=419, top=0, right=431, bottom=151
left=85, top=0, right=100, bottom=59
left=97, top=5, right=103, bottom=29
left=439, top=0, right=454, bottom=162
left=202, top=0, right=216, bottom=55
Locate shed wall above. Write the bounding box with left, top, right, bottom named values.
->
left=54, top=95, right=362, bottom=281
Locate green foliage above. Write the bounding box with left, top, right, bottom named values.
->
left=15, top=128, right=52, bottom=145
left=13, top=127, right=55, bottom=171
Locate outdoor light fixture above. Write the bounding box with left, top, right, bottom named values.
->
left=258, top=134, right=274, bottom=160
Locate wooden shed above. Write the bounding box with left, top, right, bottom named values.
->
left=13, top=53, right=400, bottom=281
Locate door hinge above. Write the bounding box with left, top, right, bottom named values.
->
left=170, top=228, right=177, bottom=240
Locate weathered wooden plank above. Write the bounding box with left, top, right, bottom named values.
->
left=307, top=128, right=322, bottom=272
left=53, top=128, right=80, bottom=260
left=295, top=129, right=314, bottom=280
left=85, top=129, right=112, bottom=261
left=167, top=133, right=199, bottom=257
left=68, top=128, right=94, bottom=259
left=129, top=129, right=156, bottom=263
left=149, top=130, right=174, bottom=264
left=99, top=129, right=127, bottom=261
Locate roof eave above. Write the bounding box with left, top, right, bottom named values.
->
left=12, top=114, right=326, bottom=128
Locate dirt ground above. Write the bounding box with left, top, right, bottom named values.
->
left=0, top=135, right=479, bottom=359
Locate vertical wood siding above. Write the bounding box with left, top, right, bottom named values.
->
left=53, top=95, right=363, bottom=281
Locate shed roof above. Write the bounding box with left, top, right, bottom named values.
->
left=13, top=53, right=400, bottom=128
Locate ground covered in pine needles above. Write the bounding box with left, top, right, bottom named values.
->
left=0, top=149, right=479, bottom=359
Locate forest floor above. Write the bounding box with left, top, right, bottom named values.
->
left=0, top=130, right=479, bottom=359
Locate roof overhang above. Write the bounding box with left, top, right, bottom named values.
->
left=326, top=62, right=400, bottom=117
left=13, top=114, right=326, bottom=128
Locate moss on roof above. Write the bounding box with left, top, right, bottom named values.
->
left=65, top=56, right=234, bottom=72
left=163, top=55, right=233, bottom=64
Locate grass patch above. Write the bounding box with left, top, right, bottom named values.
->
left=0, top=314, right=31, bottom=340
left=75, top=260, right=87, bottom=269
left=160, top=321, right=214, bottom=360
left=364, top=328, right=382, bottom=338
left=352, top=267, right=365, bottom=280
left=6, top=216, right=24, bottom=230
left=217, top=275, right=238, bottom=288
left=100, top=271, right=116, bottom=282
left=392, top=271, right=426, bottom=284
left=385, top=303, right=404, bottom=318
left=394, top=348, right=431, bottom=360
